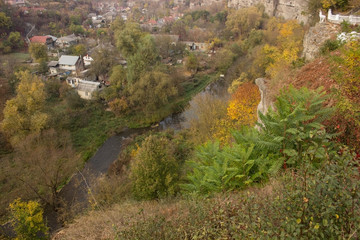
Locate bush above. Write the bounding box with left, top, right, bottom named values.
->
left=130, top=135, right=181, bottom=200
left=9, top=199, right=48, bottom=239
left=117, top=154, right=360, bottom=239
left=182, top=141, right=266, bottom=194
left=320, top=39, right=341, bottom=55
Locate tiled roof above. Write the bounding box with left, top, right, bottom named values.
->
left=30, top=36, right=50, bottom=44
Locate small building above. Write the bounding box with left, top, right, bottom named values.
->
left=48, top=61, right=59, bottom=75
left=56, top=34, right=79, bottom=48
left=66, top=77, right=101, bottom=100
left=58, top=55, right=84, bottom=74
left=182, top=41, right=210, bottom=52
left=30, top=36, right=54, bottom=48
left=83, top=55, right=94, bottom=67
left=5, top=0, right=26, bottom=6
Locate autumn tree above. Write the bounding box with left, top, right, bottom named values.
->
left=29, top=43, right=48, bottom=62
left=69, top=44, right=87, bottom=56
left=211, top=82, right=260, bottom=144
left=100, top=65, right=127, bottom=102
left=185, top=53, right=199, bottom=74
left=183, top=92, right=228, bottom=144
left=130, top=135, right=180, bottom=200
left=321, top=0, right=349, bottom=9
left=259, top=20, right=304, bottom=79
left=12, top=129, right=80, bottom=207
left=1, top=70, right=48, bottom=143
left=227, top=82, right=260, bottom=126
left=115, top=22, right=144, bottom=58
left=226, top=7, right=263, bottom=38
left=90, top=47, right=116, bottom=80
left=7, top=31, right=23, bottom=50
left=0, top=12, right=12, bottom=36
left=126, top=34, right=159, bottom=84
left=9, top=199, right=48, bottom=239
left=128, top=70, right=177, bottom=112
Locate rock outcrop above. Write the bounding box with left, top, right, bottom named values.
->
left=227, top=0, right=309, bottom=24
left=302, top=22, right=340, bottom=61
left=255, top=78, right=272, bottom=129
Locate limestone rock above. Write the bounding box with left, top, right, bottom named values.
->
left=227, top=0, right=309, bottom=24
left=302, top=22, right=340, bottom=61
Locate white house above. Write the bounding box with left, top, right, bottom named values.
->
left=83, top=55, right=94, bottom=67
left=66, top=77, right=101, bottom=100
left=58, top=55, right=84, bottom=74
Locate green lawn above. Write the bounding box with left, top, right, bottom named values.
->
left=0, top=52, right=31, bottom=63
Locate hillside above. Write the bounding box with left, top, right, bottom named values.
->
left=1, top=0, right=360, bottom=239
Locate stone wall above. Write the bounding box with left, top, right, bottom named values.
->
left=227, top=0, right=309, bottom=24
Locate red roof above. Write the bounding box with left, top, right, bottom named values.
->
left=148, top=19, right=157, bottom=25
left=30, top=36, right=50, bottom=44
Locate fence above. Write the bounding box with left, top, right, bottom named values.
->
left=327, top=9, right=360, bottom=24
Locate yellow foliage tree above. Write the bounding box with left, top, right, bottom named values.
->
left=9, top=199, right=48, bottom=239
left=261, top=20, right=304, bottom=79
left=213, top=83, right=260, bottom=144
left=1, top=70, right=48, bottom=143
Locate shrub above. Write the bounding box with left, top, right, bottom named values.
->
left=182, top=141, right=266, bottom=194
left=117, top=154, right=360, bottom=239
left=109, top=97, right=129, bottom=116
left=9, top=199, right=48, bottom=239
left=320, top=39, right=341, bottom=55
left=130, top=135, right=181, bottom=200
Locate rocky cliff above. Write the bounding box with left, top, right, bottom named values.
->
left=227, top=0, right=309, bottom=24
left=302, top=22, right=340, bottom=60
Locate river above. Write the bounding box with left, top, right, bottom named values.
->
left=0, top=78, right=227, bottom=237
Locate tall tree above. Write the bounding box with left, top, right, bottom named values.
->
left=29, top=43, right=48, bottom=62
left=12, top=129, right=80, bottom=207
left=115, top=22, right=144, bottom=58
left=1, top=70, right=48, bottom=143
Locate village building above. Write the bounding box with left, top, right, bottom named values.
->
left=83, top=55, right=94, bottom=67
left=47, top=61, right=59, bottom=75
left=29, top=36, right=55, bottom=48
left=5, top=0, right=26, bottom=6
left=58, top=55, right=84, bottom=74
left=182, top=41, right=210, bottom=52
left=56, top=34, right=80, bottom=48
left=66, top=77, right=101, bottom=100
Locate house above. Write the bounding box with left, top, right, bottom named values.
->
left=30, top=36, right=54, bottom=48
left=66, top=77, right=101, bottom=100
left=58, top=55, right=84, bottom=74
left=5, top=0, right=26, bottom=6
left=83, top=55, right=94, bottom=67
left=151, top=34, right=180, bottom=44
left=48, top=61, right=59, bottom=75
left=56, top=34, right=79, bottom=48
left=182, top=41, right=210, bottom=52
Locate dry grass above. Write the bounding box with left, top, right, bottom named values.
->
left=52, top=179, right=282, bottom=240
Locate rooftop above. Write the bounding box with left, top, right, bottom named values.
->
left=30, top=36, right=51, bottom=44
left=59, top=55, right=80, bottom=66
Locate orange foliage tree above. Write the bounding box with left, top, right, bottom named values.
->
left=213, top=82, right=260, bottom=144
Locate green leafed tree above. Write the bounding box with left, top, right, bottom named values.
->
left=126, top=34, right=159, bottom=84
left=128, top=70, right=178, bottom=112
left=7, top=31, right=23, bottom=50
left=130, top=135, right=180, bottom=200
left=0, top=12, right=12, bottom=36
left=29, top=43, right=48, bottom=62
left=115, top=22, right=144, bottom=58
